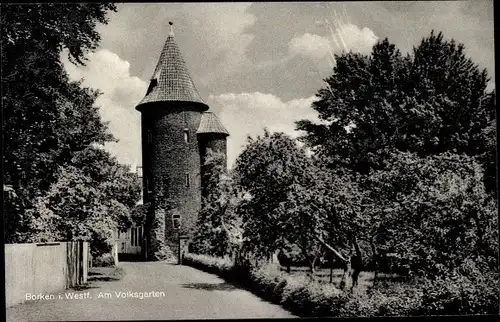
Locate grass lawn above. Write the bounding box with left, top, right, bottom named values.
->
left=280, top=266, right=402, bottom=294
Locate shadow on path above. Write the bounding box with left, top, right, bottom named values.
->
left=70, top=284, right=100, bottom=291
left=88, top=276, right=121, bottom=282
left=181, top=282, right=238, bottom=292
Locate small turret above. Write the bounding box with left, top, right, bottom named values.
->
left=197, top=112, right=229, bottom=166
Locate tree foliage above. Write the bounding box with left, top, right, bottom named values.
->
left=1, top=4, right=130, bottom=244
left=191, top=151, right=241, bottom=257
left=234, top=130, right=315, bottom=258
left=296, top=31, right=496, bottom=195
left=28, top=147, right=141, bottom=255
left=1, top=3, right=117, bottom=65
left=71, top=147, right=141, bottom=211
left=29, top=166, right=115, bottom=256
left=292, top=31, right=498, bottom=294
left=360, top=151, right=498, bottom=276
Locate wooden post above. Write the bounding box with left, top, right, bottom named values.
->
left=78, top=241, right=82, bottom=285
left=178, top=235, right=188, bottom=265
left=329, top=254, right=333, bottom=284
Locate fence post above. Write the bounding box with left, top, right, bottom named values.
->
left=78, top=241, right=83, bottom=285
left=82, top=242, right=88, bottom=284
left=66, top=242, right=71, bottom=288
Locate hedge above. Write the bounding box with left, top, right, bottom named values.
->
left=183, top=253, right=499, bottom=317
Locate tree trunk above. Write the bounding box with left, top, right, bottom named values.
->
left=370, top=241, right=378, bottom=287
left=329, top=255, right=333, bottom=284
left=350, top=236, right=363, bottom=291
left=310, top=255, right=318, bottom=274
left=339, top=259, right=350, bottom=290
left=316, top=235, right=348, bottom=263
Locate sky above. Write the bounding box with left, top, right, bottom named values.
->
left=62, top=1, right=495, bottom=170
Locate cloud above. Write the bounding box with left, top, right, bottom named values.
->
left=207, top=92, right=319, bottom=168
left=100, top=3, right=257, bottom=89
left=60, top=47, right=321, bottom=171
left=62, top=49, right=147, bottom=170
left=338, top=24, right=378, bottom=53
left=182, top=3, right=256, bottom=84
left=486, top=81, right=495, bottom=92
left=289, top=33, right=331, bottom=60
left=289, top=23, right=378, bottom=66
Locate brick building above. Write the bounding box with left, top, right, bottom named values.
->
left=135, top=23, right=229, bottom=261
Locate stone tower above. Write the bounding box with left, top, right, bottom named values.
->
left=135, top=23, right=229, bottom=261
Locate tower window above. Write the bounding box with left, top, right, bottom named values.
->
left=172, top=214, right=181, bottom=230
left=183, top=128, right=190, bottom=143
left=146, top=176, right=152, bottom=194
left=185, top=173, right=190, bottom=188
left=146, top=78, right=158, bottom=95
left=147, top=130, right=153, bottom=144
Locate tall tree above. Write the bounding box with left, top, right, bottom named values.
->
left=362, top=151, right=498, bottom=277
left=2, top=4, right=117, bottom=242
left=234, top=130, right=314, bottom=258
left=1, top=4, right=116, bottom=65
left=296, top=31, right=496, bottom=194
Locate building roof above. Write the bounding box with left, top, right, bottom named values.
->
left=136, top=23, right=207, bottom=109
left=197, top=112, right=230, bottom=136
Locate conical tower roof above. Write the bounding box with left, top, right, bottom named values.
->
left=197, top=112, right=229, bottom=136
left=136, top=22, right=207, bottom=109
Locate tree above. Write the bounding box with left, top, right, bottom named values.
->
left=234, top=130, right=315, bottom=259
left=297, top=31, right=496, bottom=195
left=279, top=163, right=371, bottom=290
left=29, top=146, right=142, bottom=255
left=70, top=147, right=142, bottom=211
left=2, top=4, right=118, bottom=242
left=131, top=203, right=148, bottom=227
left=276, top=182, right=324, bottom=274
left=1, top=4, right=116, bottom=65
left=191, top=151, right=242, bottom=257
left=361, top=151, right=498, bottom=277
left=29, top=166, right=117, bottom=257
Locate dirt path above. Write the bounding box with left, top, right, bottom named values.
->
left=6, top=261, right=296, bottom=321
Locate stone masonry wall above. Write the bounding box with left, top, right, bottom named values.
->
left=140, top=102, right=206, bottom=260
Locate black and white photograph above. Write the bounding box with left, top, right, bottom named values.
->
left=2, top=1, right=498, bottom=320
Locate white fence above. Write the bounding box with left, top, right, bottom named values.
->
left=5, top=241, right=89, bottom=307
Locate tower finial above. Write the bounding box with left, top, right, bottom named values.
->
left=169, top=21, right=174, bottom=37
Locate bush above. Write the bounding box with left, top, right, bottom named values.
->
left=183, top=254, right=350, bottom=317
left=340, top=293, right=377, bottom=317
left=182, top=253, right=498, bottom=317
left=183, top=253, right=234, bottom=275
left=92, top=253, right=115, bottom=267
left=362, top=282, right=423, bottom=316
left=418, top=269, right=499, bottom=315
left=250, top=264, right=288, bottom=303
